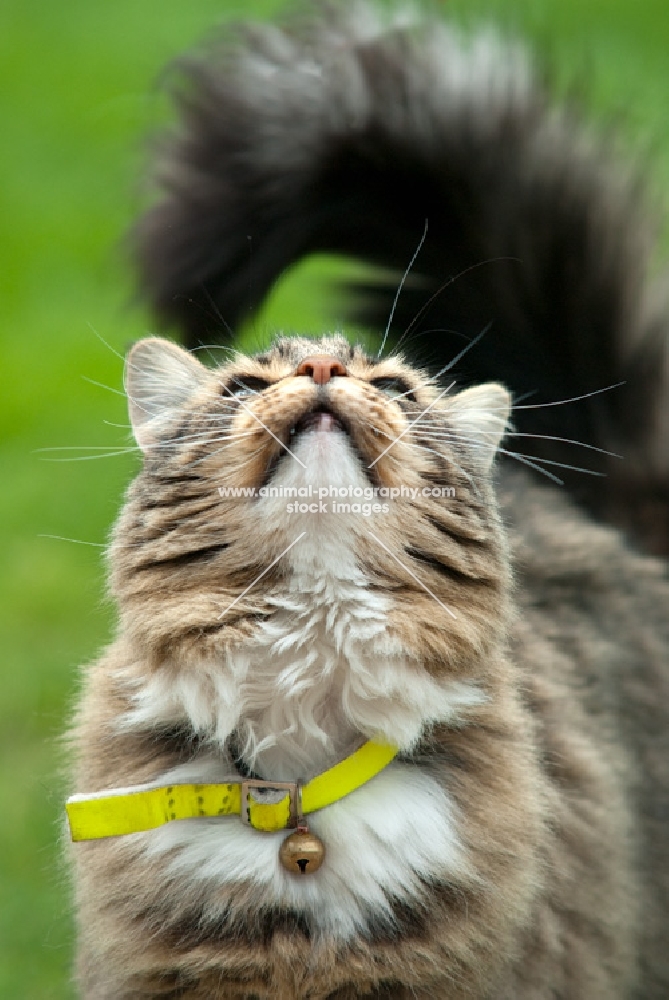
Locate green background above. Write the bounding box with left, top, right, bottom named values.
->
left=2, top=1, right=668, bottom=995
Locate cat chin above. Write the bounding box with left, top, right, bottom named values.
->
left=131, top=754, right=471, bottom=942
left=269, top=419, right=370, bottom=493
left=257, top=422, right=389, bottom=555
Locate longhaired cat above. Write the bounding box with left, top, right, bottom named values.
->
left=67, top=4, right=669, bottom=998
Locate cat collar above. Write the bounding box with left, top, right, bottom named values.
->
left=66, top=739, right=398, bottom=873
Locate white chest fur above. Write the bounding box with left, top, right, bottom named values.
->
left=119, top=429, right=480, bottom=938
left=119, top=574, right=479, bottom=939
left=122, top=566, right=483, bottom=779
left=139, top=753, right=468, bottom=940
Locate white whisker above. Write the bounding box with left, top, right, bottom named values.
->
left=368, top=381, right=456, bottom=468
left=38, top=449, right=140, bottom=462
left=86, top=322, right=127, bottom=364
left=378, top=219, right=429, bottom=358
left=513, top=383, right=625, bottom=410
left=39, top=533, right=106, bottom=547
left=81, top=376, right=126, bottom=397
left=431, top=323, right=492, bottom=381
left=220, top=383, right=306, bottom=469
left=508, top=432, right=622, bottom=458
left=185, top=443, right=265, bottom=472
left=398, top=257, right=519, bottom=346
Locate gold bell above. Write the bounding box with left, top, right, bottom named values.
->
left=279, top=825, right=325, bottom=874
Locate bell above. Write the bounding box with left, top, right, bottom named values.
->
left=279, top=826, right=325, bottom=874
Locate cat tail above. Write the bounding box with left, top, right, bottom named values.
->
left=133, top=3, right=669, bottom=554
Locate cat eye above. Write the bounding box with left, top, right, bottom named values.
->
left=225, top=376, right=272, bottom=397
left=369, top=377, right=416, bottom=402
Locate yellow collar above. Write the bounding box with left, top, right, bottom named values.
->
left=66, top=740, right=398, bottom=841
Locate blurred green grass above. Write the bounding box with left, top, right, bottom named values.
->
left=1, top=0, right=668, bottom=996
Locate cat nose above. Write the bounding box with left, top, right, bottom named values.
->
left=294, top=355, right=348, bottom=385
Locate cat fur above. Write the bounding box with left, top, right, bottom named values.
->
left=69, top=5, right=669, bottom=999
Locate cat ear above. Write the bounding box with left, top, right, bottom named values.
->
left=447, top=383, right=511, bottom=473
left=125, top=337, right=207, bottom=451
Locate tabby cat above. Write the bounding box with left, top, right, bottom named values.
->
left=67, top=4, right=669, bottom=998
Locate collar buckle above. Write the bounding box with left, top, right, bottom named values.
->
left=240, top=779, right=302, bottom=828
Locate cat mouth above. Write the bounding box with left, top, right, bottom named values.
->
left=288, top=404, right=347, bottom=438
left=261, top=403, right=365, bottom=486
left=256, top=401, right=386, bottom=491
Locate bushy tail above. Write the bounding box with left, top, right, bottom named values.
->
left=133, top=3, right=669, bottom=554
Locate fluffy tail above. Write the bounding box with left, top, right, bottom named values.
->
left=133, top=3, right=669, bottom=554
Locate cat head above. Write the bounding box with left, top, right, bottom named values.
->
left=111, top=334, right=512, bottom=673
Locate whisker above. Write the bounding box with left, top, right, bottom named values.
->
left=200, top=285, right=236, bottom=341
left=82, top=376, right=125, bottom=397
left=409, top=441, right=480, bottom=494
left=220, top=382, right=306, bottom=469
left=417, top=425, right=566, bottom=485
left=193, top=342, right=237, bottom=367
left=496, top=451, right=564, bottom=485
left=378, top=218, right=429, bottom=358
left=174, top=289, right=236, bottom=342
left=507, top=432, right=622, bottom=458
left=35, top=445, right=139, bottom=452
left=409, top=429, right=604, bottom=482
left=38, top=533, right=106, bottom=547
left=399, top=257, right=520, bottom=345
left=368, top=380, right=456, bottom=468
left=432, top=323, right=492, bottom=380
left=497, top=448, right=605, bottom=478
left=36, top=427, right=255, bottom=455
left=369, top=424, right=396, bottom=440
left=513, top=383, right=626, bottom=410
left=142, top=435, right=257, bottom=459
left=183, top=441, right=265, bottom=471
left=394, top=326, right=472, bottom=354
left=192, top=343, right=237, bottom=357
left=38, top=449, right=140, bottom=462
left=384, top=382, right=430, bottom=402
left=218, top=377, right=260, bottom=396
left=86, top=323, right=127, bottom=364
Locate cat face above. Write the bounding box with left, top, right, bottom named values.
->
left=125, top=333, right=507, bottom=474
left=111, top=334, right=511, bottom=678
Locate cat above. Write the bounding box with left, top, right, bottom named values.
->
left=67, top=4, right=669, bottom=999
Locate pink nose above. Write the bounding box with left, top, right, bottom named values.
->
left=294, top=355, right=347, bottom=385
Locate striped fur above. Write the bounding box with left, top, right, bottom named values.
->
left=68, top=4, right=669, bottom=998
